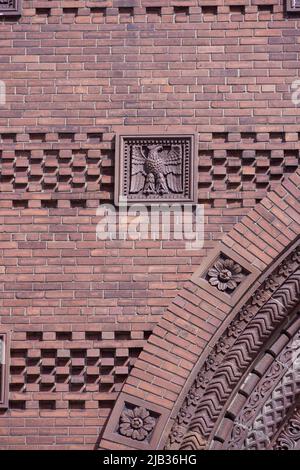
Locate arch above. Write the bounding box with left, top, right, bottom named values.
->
left=99, top=170, right=300, bottom=450
left=175, top=266, right=300, bottom=450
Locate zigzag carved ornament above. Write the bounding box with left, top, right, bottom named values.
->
left=166, top=242, right=300, bottom=450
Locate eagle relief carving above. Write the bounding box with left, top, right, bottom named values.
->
left=130, top=144, right=183, bottom=196
left=0, top=0, right=20, bottom=14
left=115, top=134, right=197, bottom=205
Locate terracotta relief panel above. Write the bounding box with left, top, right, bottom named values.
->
left=0, top=0, right=21, bottom=15
left=115, top=134, right=198, bottom=205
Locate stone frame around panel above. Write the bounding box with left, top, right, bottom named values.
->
left=103, top=393, right=170, bottom=450
left=191, top=243, right=260, bottom=307
left=0, top=327, right=10, bottom=409
left=286, top=0, right=300, bottom=12
left=114, top=132, right=198, bottom=206
left=0, top=0, right=21, bottom=16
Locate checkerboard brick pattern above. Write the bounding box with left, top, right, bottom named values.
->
left=0, top=130, right=299, bottom=207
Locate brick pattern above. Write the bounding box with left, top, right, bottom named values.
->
left=0, top=131, right=298, bottom=209
left=0, top=131, right=106, bottom=196
left=5, top=1, right=283, bottom=21
left=0, top=1, right=299, bottom=130
left=198, top=132, right=299, bottom=202
left=0, top=323, right=154, bottom=449
left=9, top=327, right=151, bottom=400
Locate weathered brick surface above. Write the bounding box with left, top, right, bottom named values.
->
left=1, top=0, right=300, bottom=130
left=0, top=0, right=299, bottom=449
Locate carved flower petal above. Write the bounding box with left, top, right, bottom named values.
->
left=137, top=429, right=148, bottom=441
left=120, top=426, right=133, bottom=437
left=214, top=261, right=224, bottom=272
left=208, top=268, right=219, bottom=277
left=143, top=424, right=153, bottom=433
left=119, top=422, right=131, bottom=431
left=209, top=277, right=219, bottom=286
left=123, top=409, right=134, bottom=419
left=226, top=280, right=237, bottom=290
left=132, top=429, right=141, bottom=440
left=139, top=408, right=150, bottom=420
left=224, top=259, right=234, bottom=269
left=234, top=273, right=244, bottom=283
left=133, top=407, right=143, bottom=418
left=144, top=418, right=156, bottom=430
left=218, top=282, right=227, bottom=291
left=232, top=264, right=242, bottom=274
left=120, top=415, right=131, bottom=424
left=144, top=415, right=155, bottom=425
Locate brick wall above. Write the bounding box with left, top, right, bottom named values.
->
left=1, top=0, right=300, bottom=129
left=0, top=0, right=299, bottom=449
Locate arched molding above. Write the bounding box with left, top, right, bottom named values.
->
left=99, top=170, right=300, bottom=451
left=170, top=246, right=300, bottom=449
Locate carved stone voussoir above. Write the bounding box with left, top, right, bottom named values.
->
left=115, top=133, right=198, bottom=205
left=0, top=0, right=21, bottom=15
left=275, top=408, right=300, bottom=450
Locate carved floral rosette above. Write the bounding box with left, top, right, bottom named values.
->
left=118, top=406, right=156, bottom=442
left=207, top=257, right=245, bottom=293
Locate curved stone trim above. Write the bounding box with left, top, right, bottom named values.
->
left=171, top=254, right=300, bottom=449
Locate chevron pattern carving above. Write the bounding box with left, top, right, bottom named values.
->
left=166, top=244, right=300, bottom=450
left=179, top=431, right=207, bottom=450
left=186, top=273, right=300, bottom=443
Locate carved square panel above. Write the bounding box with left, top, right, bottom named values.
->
left=204, top=253, right=250, bottom=295
left=118, top=403, right=158, bottom=443
left=191, top=244, right=260, bottom=307
left=287, top=0, right=300, bottom=12
left=0, top=0, right=21, bottom=15
left=103, top=393, right=169, bottom=450
left=115, top=133, right=198, bottom=205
